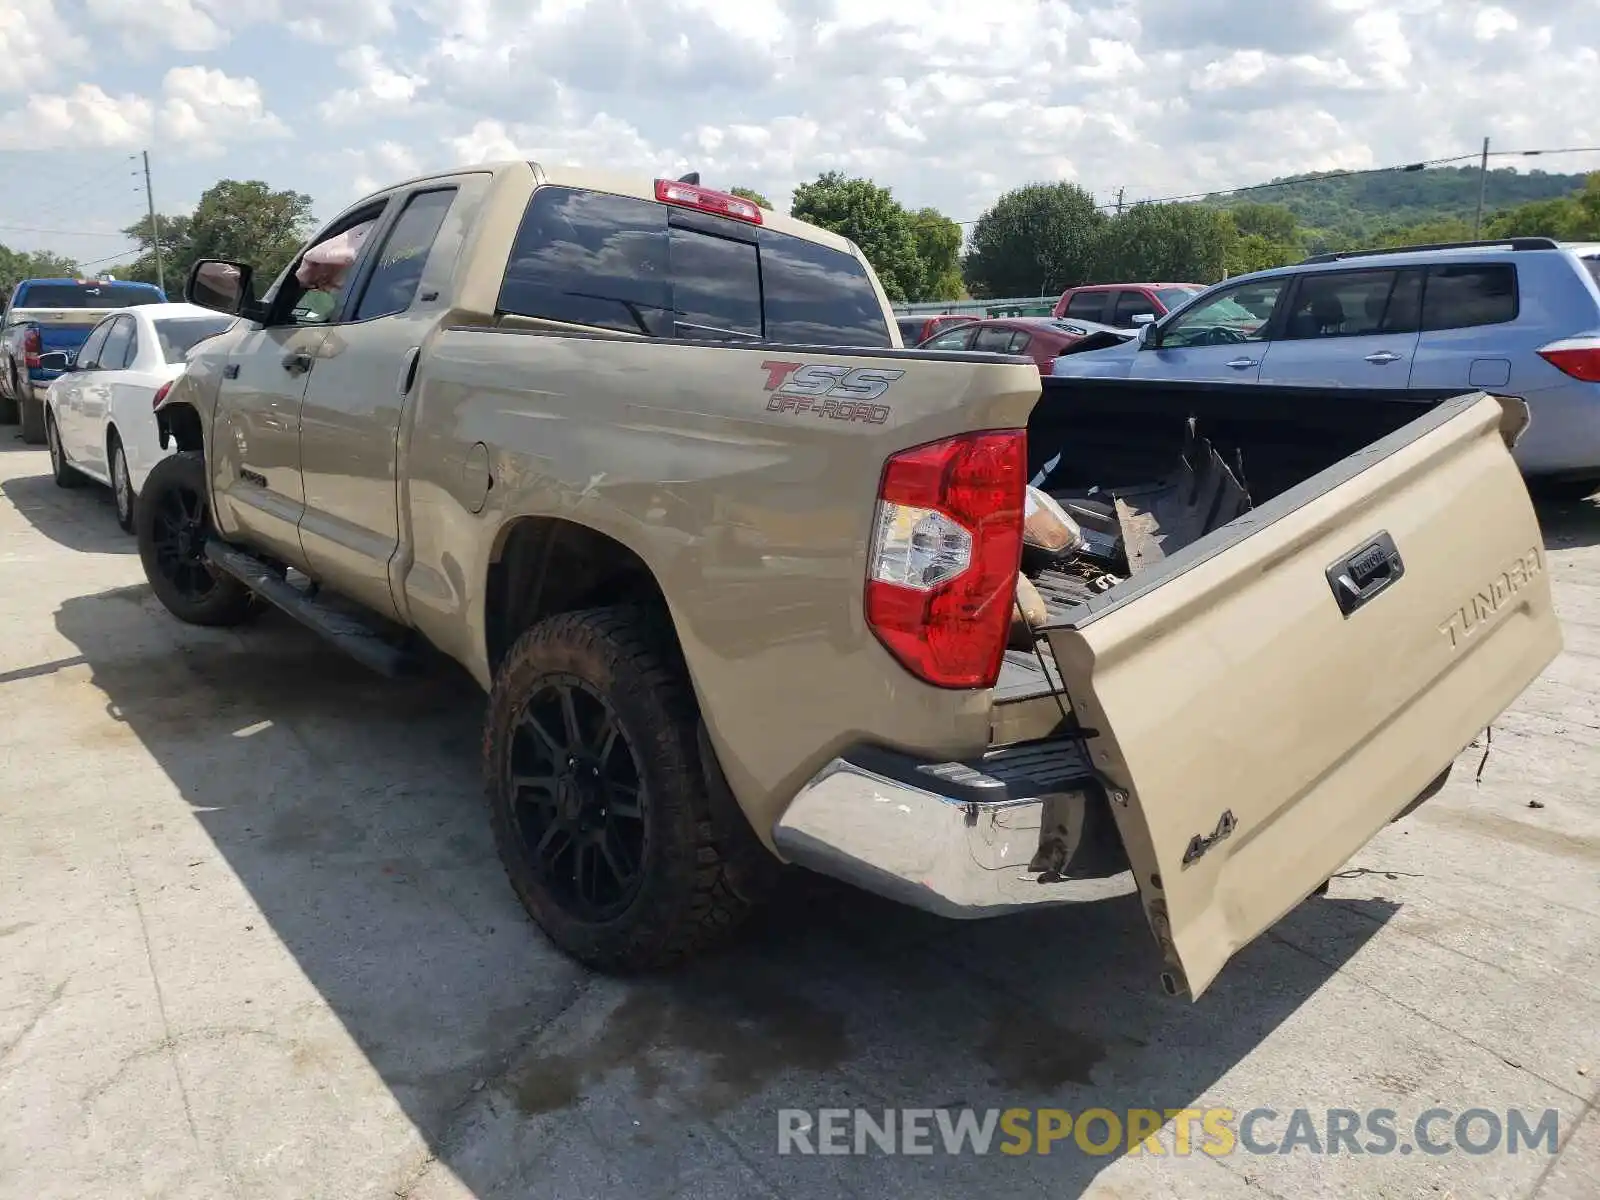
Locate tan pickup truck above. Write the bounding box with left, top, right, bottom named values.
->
left=140, top=160, right=1561, bottom=999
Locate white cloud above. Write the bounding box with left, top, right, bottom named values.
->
left=0, top=0, right=86, bottom=93
left=317, top=45, right=426, bottom=123
left=16, top=0, right=1600, bottom=269
left=159, top=67, right=292, bottom=155
left=282, top=0, right=397, bottom=44
left=83, top=0, right=230, bottom=53
left=9, top=84, right=152, bottom=149
left=0, top=68, right=289, bottom=156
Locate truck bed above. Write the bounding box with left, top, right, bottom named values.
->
left=997, top=379, right=1484, bottom=711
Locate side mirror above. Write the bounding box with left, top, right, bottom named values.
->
left=187, top=259, right=263, bottom=320
left=36, top=351, right=71, bottom=371
left=1130, top=313, right=1156, bottom=326
left=1136, top=323, right=1155, bottom=348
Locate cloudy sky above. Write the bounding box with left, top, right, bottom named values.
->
left=1, top=0, right=1597, bottom=269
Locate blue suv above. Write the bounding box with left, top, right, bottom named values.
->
left=1051, top=237, right=1600, bottom=494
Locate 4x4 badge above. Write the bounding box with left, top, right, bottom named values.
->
left=1181, top=809, right=1237, bottom=867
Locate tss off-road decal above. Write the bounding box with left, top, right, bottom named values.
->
left=760, top=360, right=903, bottom=424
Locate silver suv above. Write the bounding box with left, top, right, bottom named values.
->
left=1053, top=237, right=1600, bottom=495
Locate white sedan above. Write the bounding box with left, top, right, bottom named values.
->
left=41, top=302, right=237, bottom=531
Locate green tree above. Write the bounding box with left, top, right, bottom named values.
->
left=0, top=247, right=81, bottom=302
left=186, top=180, right=316, bottom=283
left=1218, top=203, right=1304, bottom=275
left=909, top=207, right=965, bottom=301
left=964, top=182, right=1105, bottom=298
left=790, top=171, right=923, bottom=302
left=1091, top=202, right=1234, bottom=284
left=119, top=180, right=316, bottom=292
left=115, top=213, right=193, bottom=289
left=1485, top=173, right=1600, bottom=240
left=729, top=186, right=772, bottom=210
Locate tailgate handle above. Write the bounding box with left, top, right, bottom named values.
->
left=1326, top=531, right=1405, bottom=617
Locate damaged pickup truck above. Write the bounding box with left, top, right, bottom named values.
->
left=142, top=161, right=1561, bottom=999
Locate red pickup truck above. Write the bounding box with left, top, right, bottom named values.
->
left=1053, top=282, right=1206, bottom=328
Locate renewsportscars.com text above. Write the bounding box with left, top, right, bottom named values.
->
left=776, top=1107, right=1561, bottom=1157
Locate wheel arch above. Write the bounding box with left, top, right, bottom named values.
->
left=483, top=515, right=675, bottom=677
left=156, top=401, right=205, bottom=455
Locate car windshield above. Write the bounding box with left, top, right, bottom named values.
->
left=1157, top=286, right=1203, bottom=308
left=154, top=316, right=236, bottom=363
left=16, top=283, right=162, bottom=308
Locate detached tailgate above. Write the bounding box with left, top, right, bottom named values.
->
left=1044, top=392, right=1561, bottom=1000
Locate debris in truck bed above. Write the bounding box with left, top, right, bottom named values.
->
left=1018, top=418, right=1254, bottom=624
left=1111, top=420, right=1253, bottom=575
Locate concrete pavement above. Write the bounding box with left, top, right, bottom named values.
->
left=1, top=437, right=1596, bottom=1199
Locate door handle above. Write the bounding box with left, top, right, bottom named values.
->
left=1364, top=350, right=1403, bottom=365
left=281, top=351, right=313, bottom=376
left=223, top=363, right=240, bottom=380
left=1325, top=531, right=1405, bottom=617
left=1225, top=357, right=1258, bottom=369
left=396, top=346, right=421, bottom=396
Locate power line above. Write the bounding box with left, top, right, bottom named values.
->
left=76, top=247, right=142, bottom=268
left=0, top=222, right=133, bottom=237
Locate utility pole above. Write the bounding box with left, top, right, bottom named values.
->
left=1473, top=136, right=1490, bottom=239
left=1115, top=186, right=1125, bottom=216
left=142, top=150, right=165, bottom=294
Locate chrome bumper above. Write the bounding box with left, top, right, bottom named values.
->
left=772, top=753, right=1135, bottom=918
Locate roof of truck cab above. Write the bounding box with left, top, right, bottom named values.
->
left=355, top=159, right=859, bottom=259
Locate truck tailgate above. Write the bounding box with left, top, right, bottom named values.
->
left=1043, top=392, right=1561, bottom=1000
left=15, top=308, right=117, bottom=354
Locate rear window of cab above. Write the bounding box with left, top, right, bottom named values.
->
left=496, top=185, right=892, bottom=348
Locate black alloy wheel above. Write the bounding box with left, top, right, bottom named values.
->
left=505, top=676, right=648, bottom=922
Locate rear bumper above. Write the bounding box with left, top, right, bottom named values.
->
left=772, top=741, right=1135, bottom=917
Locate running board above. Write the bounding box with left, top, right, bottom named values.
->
left=203, top=541, right=414, bottom=678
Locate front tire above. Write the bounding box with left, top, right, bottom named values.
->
left=110, top=434, right=135, bottom=532
left=484, top=606, right=764, bottom=972
left=45, top=410, right=83, bottom=488
left=135, top=451, right=255, bottom=627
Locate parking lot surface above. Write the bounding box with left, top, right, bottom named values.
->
left=1, top=439, right=1597, bottom=1200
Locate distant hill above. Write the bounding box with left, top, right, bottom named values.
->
left=1207, top=166, right=1589, bottom=250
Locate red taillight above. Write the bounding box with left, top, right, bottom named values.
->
left=864, top=430, right=1027, bottom=689
left=654, top=178, right=763, bottom=225
left=1537, top=337, right=1600, bottom=383
left=22, top=327, right=41, bottom=368
left=152, top=381, right=173, bottom=411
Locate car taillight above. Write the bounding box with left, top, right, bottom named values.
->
left=654, top=178, right=763, bottom=224
left=22, top=328, right=41, bottom=368
left=152, top=381, right=173, bottom=410
left=865, top=430, right=1026, bottom=689
left=1537, top=336, right=1600, bottom=383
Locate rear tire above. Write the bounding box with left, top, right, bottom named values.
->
left=18, top=379, right=45, bottom=445
left=483, top=605, right=768, bottom=972
left=135, top=451, right=255, bottom=627
left=110, top=434, right=135, bottom=533
left=45, top=410, right=83, bottom=489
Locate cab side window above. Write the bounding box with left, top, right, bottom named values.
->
left=352, top=188, right=459, bottom=322
left=277, top=201, right=390, bottom=327
left=1065, top=291, right=1108, bottom=322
